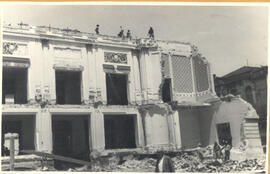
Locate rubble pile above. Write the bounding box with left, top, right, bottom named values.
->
left=173, top=151, right=265, bottom=173
left=5, top=148, right=264, bottom=172
left=90, top=155, right=156, bottom=172
left=90, top=150, right=265, bottom=172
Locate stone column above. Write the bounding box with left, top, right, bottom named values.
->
left=28, top=40, right=43, bottom=103
left=81, top=46, right=90, bottom=104
left=90, top=109, right=105, bottom=152
left=87, top=45, right=97, bottom=104
left=132, top=51, right=142, bottom=104
left=95, top=47, right=106, bottom=104
left=35, top=110, right=53, bottom=153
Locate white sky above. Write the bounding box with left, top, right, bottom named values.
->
left=2, top=4, right=268, bottom=76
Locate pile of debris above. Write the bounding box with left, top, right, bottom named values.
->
left=90, top=154, right=156, bottom=172
left=89, top=149, right=265, bottom=172
left=172, top=151, right=265, bottom=173
left=4, top=147, right=265, bottom=172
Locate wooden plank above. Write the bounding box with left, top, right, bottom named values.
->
left=10, top=137, right=15, bottom=171
left=21, top=150, right=91, bottom=166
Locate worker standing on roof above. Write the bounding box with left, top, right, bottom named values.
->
left=126, top=30, right=132, bottom=40
left=118, top=26, right=124, bottom=38
left=148, top=26, right=154, bottom=39
left=95, top=24, right=99, bottom=35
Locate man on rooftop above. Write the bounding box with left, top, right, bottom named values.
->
left=148, top=26, right=154, bottom=39
left=95, top=24, right=99, bottom=35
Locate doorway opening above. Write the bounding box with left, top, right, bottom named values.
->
left=216, top=122, right=232, bottom=145
left=104, top=114, right=136, bottom=149
left=52, top=115, right=90, bottom=160
left=2, top=115, right=35, bottom=156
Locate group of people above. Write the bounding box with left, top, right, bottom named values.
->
left=213, top=140, right=232, bottom=162
left=94, top=24, right=155, bottom=40
left=117, top=26, right=132, bottom=40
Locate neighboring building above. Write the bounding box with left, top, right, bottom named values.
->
left=214, top=66, right=268, bottom=149
left=2, top=24, right=264, bottom=161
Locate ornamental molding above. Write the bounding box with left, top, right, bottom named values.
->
left=104, top=52, right=127, bottom=64
left=3, top=42, right=18, bottom=54
left=54, top=47, right=82, bottom=59
left=3, top=57, right=30, bottom=68
left=3, top=42, right=28, bottom=56
left=53, top=64, right=84, bottom=71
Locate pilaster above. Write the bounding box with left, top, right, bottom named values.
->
left=81, top=46, right=90, bottom=104
left=91, top=109, right=105, bottom=151
left=35, top=109, right=53, bottom=153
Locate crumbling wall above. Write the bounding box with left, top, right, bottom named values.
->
left=177, top=108, right=201, bottom=149
left=139, top=105, right=172, bottom=149
left=198, top=105, right=218, bottom=146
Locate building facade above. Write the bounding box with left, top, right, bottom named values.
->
left=214, top=66, right=268, bottom=148
left=2, top=24, right=263, bottom=160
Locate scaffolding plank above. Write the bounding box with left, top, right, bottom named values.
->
left=21, top=150, right=91, bottom=166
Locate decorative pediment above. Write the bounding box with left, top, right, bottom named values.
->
left=104, top=52, right=127, bottom=64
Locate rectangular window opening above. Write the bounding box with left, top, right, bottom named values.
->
left=162, top=78, right=172, bottom=103
left=104, top=114, right=136, bottom=149
left=2, top=67, right=28, bottom=104
left=55, top=71, right=82, bottom=105
left=106, top=73, right=128, bottom=105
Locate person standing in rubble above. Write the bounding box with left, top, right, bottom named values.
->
left=224, top=141, right=232, bottom=161
left=196, top=143, right=204, bottom=162
left=213, top=142, right=222, bottom=160
left=148, top=27, right=154, bottom=39
left=155, top=152, right=175, bottom=172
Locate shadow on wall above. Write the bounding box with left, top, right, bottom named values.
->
left=198, top=103, right=221, bottom=147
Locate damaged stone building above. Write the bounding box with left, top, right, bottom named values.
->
left=214, top=66, right=268, bottom=152
left=2, top=24, right=264, bottom=161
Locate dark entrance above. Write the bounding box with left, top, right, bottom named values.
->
left=162, top=78, right=172, bottom=103
left=104, top=115, right=136, bottom=149
left=55, top=71, right=82, bottom=104
left=2, top=67, right=28, bottom=104
left=52, top=115, right=90, bottom=163
left=2, top=115, right=35, bottom=156
left=52, top=120, right=72, bottom=157
left=106, top=73, right=128, bottom=105
left=216, top=123, right=232, bottom=145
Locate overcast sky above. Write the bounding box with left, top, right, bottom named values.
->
left=3, top=5, right=268, bottom=76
